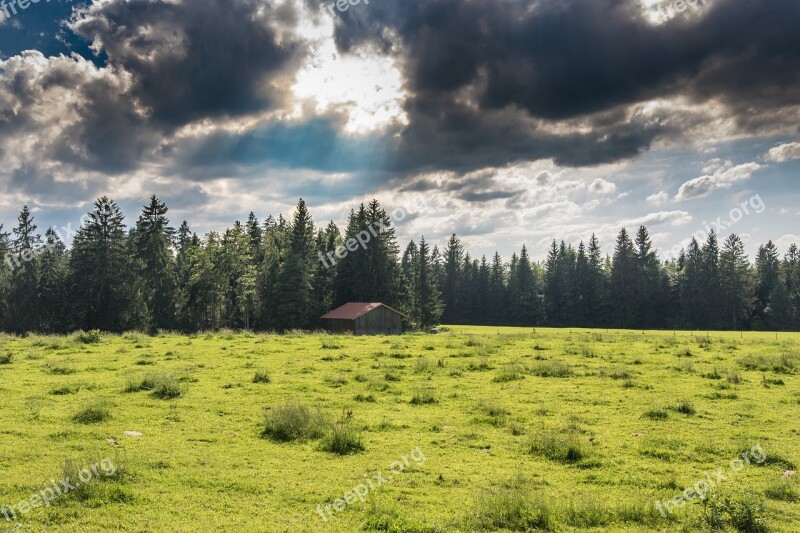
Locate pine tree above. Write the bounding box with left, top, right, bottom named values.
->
left=8, top=206, right=42, bottom=332
left=414, top=237, right=443, bottom=329
left=441, top=234, right=463, bottom=323
left=38, top=228, right=70, bottom=332
left=610, top=228, right=637, bottom=328
left=70, top=197, right=134, bottom=331
left=134, top=195, right=177, bottom=331
left=754, top=241, right=780, bottom=328
left=718, top=234, right=754, bottom=329
left=275, top=199, right=315, bottom=330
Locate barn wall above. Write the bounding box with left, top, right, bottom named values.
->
left=355, top=307, right=403, bottom=335
left=326, top=319, right=355, bottom=334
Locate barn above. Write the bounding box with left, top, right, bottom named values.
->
left=321, top=302, right=407, bottom=336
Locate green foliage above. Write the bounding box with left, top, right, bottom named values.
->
left=701, top=491, right=768, bottom=533
left=262, top=402, right=329, bottom=442
left=72, top=399, right=112, bottom=424
left=319, top=419, right=365, bottom=455
left=526, top=427, right=591, bottom=463
left=252, top=370, right=271, bottom=384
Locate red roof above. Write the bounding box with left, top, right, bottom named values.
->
left=321, top=302, right=408, bottom=320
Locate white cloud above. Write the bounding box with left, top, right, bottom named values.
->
left=589, top=178, right=617, bottom=195
left=646, top=191, right=669, bottom=205
left=766, top=142, right=800, bottom=163
left=674, top=161, right=763, bottom=201
left=620, top=210, right=692, bottom=228
left=775, top=234, right=800, bottom=252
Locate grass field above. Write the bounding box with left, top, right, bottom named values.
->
left=1, top=327, right=799, bottom=532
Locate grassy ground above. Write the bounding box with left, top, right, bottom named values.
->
left=0, top=327, right=798, bottom=532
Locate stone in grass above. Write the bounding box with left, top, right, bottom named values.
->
left=123, top=430, right=143, bottom=437
left=783, top=470, right=796, bottom=478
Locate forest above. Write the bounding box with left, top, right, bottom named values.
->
left=0, top=196, right=798, bottom=334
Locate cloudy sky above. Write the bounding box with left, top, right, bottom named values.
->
left=1, top=0, right=798, bottom=260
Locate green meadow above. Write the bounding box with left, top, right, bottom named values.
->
left=0, top=327, right=799, bottom=532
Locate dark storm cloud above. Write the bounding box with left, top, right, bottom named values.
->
left=325, top=0, right=800, bottom=172
left=69, top=0, right=305, bottom=128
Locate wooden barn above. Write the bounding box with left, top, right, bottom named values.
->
left=321, top=303, right=407, bottom=336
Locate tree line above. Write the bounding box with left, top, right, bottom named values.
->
left=0, top=196, right=797, bottom=333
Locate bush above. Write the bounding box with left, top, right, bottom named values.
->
left=527, top=428, right=590, bottom=463
left=75, top=330, right=102, bottom=344
left=73, top=399, right=112, bottom=424
left=320, top=420, right=365, bottom=455
left=252, top=370, right=271, bottom=384
left=262, top=402, right=329, bottom=442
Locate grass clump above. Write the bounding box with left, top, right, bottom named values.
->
left=642, top=408, right=669, bottom=420
left=320, top=419, right=365, bottom=455
left=74, top=329, right=103, bottom=344
left=673, top=400, right=696, bottom=415
left=765, top=479, right=798, bottom=502
left=701, top=491, right=768, bottom=533
left=410, top=387, right=438, bottom=405
left=125, top=372, right=183, bottom=399
left=470, top=485, right=552, bottom=531
left=72, top=399, right=112, bottom=424
left=262, top=402, right=329, bottom=442
left=252, top=370, right=271, bottom=384
left=526, top=427, right=590, bottom=464
left=530, top=360, right=573, bottom=378
left=354, top=393, right=376, bottom=403
left=0, top=352, right=12, bottom=364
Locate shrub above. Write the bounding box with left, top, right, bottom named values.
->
left=73, top=400, right=112, bottom=424
left=320, top=420, right=365, bottom=455
left=262, top=402, right=329, bottom=442
left=526, top=428, right=590, bottom=463
left=75, top=330, right=102, bottom=344
left=470, top=486, right=552, bottom=531
left=252, top=370, right=271, bottom=384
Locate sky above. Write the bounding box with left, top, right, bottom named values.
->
left=0, top=0, right=798, bottom=261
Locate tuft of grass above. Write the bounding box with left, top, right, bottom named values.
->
left=46, top=363, right=77, bottom=375
left=262, top=402, right=329, bottom=442
left=354, top=393, right=376, bottom=403
left=50, top=384, right=82, bottom=396
left=673, top=400, right=696, bottom=415
left=75, top=330, right=103, bottom=344
left=530, top=360, right=573, bottom=378
left=765, top=479, right=798, bottom=502
left=126, top=372, right=184, bottom=399
left=320, top=419, right=365, bottom=455
left=701, top=491, right=768, bottom=533
left=72, top=399, right=112, bottom=424
left=252, top=370, right=271, bottom=384
left=0, top=352, right=12, bottom=365
left=410, top=387, right=438, bottom=405
left=470, top=485, right=552, bottom=531
left=526, top=427, right=590, bottom=463
left=643, top=408, right=669, bottom=420
left=493, top=365, right=525, bottom=383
